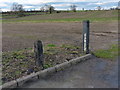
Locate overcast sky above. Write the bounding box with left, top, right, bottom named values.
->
left=0, top=0, right=119, bottom=11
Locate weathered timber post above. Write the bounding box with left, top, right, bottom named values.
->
left=82, top=20, right=90, bottom=54
left=34, top=40, right=44, bottom=69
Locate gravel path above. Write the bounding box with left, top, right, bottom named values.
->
left=16, top=56, right=118, bottom=88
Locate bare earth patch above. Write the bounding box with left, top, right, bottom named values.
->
left=2, top=22, right=118, bottom=51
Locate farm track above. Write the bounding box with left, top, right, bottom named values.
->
left=2, top=22, right=118, bottom=52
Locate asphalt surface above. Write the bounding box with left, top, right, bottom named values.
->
left=16, top=56, right=118, bottom=88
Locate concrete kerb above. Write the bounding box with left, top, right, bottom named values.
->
left=69, top=54, right=92, bottom=65
left=16, top=72, right=39, bottom=87
left=2, top=54, right=92, bottom=89
left=55, top=61, right=71, bottom=72
left=37, top=67, right=56, bottom=79
left=2, top=80, right=17, bottom=89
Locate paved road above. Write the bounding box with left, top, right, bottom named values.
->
left=16, top=56, right=118, bottom=88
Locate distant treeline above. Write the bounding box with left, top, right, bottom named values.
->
left=2, top=10, right=71, bottom=15
left=2, top=9, right=118, bottom=19
left=2, top=9, right=119, bottom=14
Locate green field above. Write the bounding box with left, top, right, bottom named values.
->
left=2, top=10, right=118, bottom=23
left=93, top=44, right=119, bottom=60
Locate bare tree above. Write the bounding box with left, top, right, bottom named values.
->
left=70, top=4, right=77, bottom=12
left=82, top=8, right=84, bottom=11
left=40, top=6, right=45, bottom=12
left=11, top=2, right=18, bottom=11
left=11, top=3, right=24, bottom=11
left=11, top=2, right=24, bottom=17
left=49, top=5, right=55, bottom=14
left=0, top=8, right=2, bottom=13
left=43, top=4, right=55, bottom=14
left=97, top=6, right=101, bottom=10
left=18, top=4, right=24, bottom=17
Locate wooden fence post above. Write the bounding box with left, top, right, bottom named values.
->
left=34, top=40, right=44, bottom=69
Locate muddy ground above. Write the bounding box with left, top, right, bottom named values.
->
left=2, top=22, right=118, bottom=52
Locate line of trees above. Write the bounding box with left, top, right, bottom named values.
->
left=9, top=2, right=119, bottom=17
left=10, top=3, right=56, bottom=17
left=10, top=2, right=79, bottom=17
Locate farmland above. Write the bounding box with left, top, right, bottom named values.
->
left=2, top=10, right=118, bottom=52
left=1, top=10, right=119, bottom=84
left=2, top=10, right=118, bottom=23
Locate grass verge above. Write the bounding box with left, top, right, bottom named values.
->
left=93, top=44, right=119, bottom=60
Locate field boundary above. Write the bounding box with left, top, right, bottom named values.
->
left=2, top=54, right=92, bottom=89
